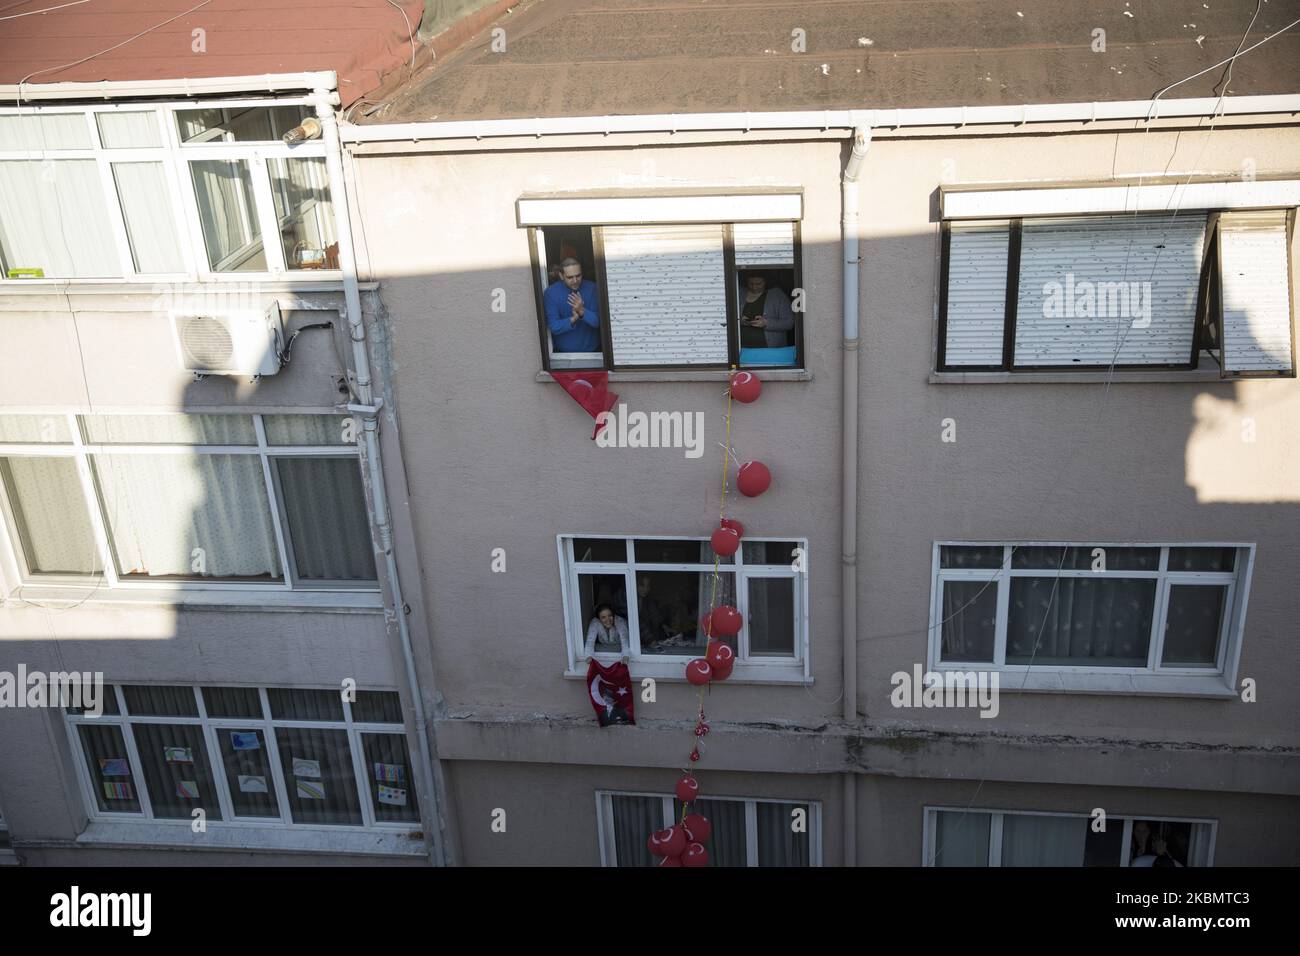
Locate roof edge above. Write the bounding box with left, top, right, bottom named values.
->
left=0, top=72, right=339, bottom=102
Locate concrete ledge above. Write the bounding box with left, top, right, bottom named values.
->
left=54, top=821, right=428, bottom=857
left=929, top=369, right=1228, bottom=385
left=537, top=369, right=812, bottom=383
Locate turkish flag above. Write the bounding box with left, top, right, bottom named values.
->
left=586, top=658, right=635, bottom=726
left=551, top=371, right=619, bottom=439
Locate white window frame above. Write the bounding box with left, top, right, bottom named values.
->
left=595, top=790, right=822, bottom=867
left=922, top=806, right=1217, bottom=867
left=558, top=534, right=810, bottom=683
left=926, top=542, right=1254, bottom=696
left=0, top=98, right=340, bottom=284
left=64, top=684, right=416, bottom=833
left=0, top=412, right=378, bottom=596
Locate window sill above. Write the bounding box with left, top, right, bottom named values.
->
left=929, top=369, right=1225, bottom=385
left=0, top=278, right=375, bottom=294
left=934, top=668, right=1236, bottom=698
left=538, top=369, right=811, bottom=384
left=2, top=586, right=385, bottom=613
left=72, top=820, right=426, bottom=858
left=565, top=661, right=811, bottom=685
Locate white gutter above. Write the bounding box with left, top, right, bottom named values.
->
left=0, top=71, right=338, bottom=101
left=340, top=94, right=1300, bottom=143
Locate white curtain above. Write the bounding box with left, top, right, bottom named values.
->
left=2, top=457, right=100, bottom=574
left=611, top=795, right=663, bottom=867
left=262, top=414, right=349, bottom=446
left=189, top=159, right=263, bottom=270
left=96, top=112, right=161, bottom=148
left=0, top=160, right=118, bottom=277
left=0, top=113, right=90, bottom=149
left=757, top=801, right=810, bottom=865
left=1001, top=813, right=1087, bottom=866
left=934, top=810, right=991, bottom=866
left=111, top=163, right=184, bottom=273
left=82, top=413, right=256, bottom=446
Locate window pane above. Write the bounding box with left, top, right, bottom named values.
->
left=1000, top=813, right=1086, bottom=866
left=275, top=458, right=377, bottom=582
left=741, top=541, right=800, bottom=565
left=189, top=159, right=266, bottom=272
left=201, top=686, right=263, bottom=719
left=1013, top=546, right=1157, bottom=571
left=82, top=413, right=256, bottom=445
left=0, top=113, right=91, bottom=149
left=267, top=688, right=344, bottom=721
left=177, top=107, right=280, bottom=143
left=215, top=726, right=279, bottom=818
left=351, top=691, right=403, bottom=724
left=572, top=538, right=628, bottom=563
left=0, top=415, right=71, bottom=443
left=941, top=545, right=1004, bottom=569
left=747, top=577, right=795, bottom=657
left=1168, top=547, right=1236, bottom=572
left=262, top=415, right=351, bottom=446
left=636, top=570, right=729, bottom=655
left=112, top=163, right=184, bottom=273
left=693, top=798, right=748, bottom=867
left=634, top=539, right=732, bottom=565
left=1083, top=820, right=1125, bottom=866
left=96, top=112, right=161, bottom=148
left=934, top=810, right=989, bottom=866
left=268, top=157, right=337, bottom=270
left=274, top=726, right=362, bottom=825
left=93, top=454, right=282, bottom=581
left=67, top=684, right=119, bottom=716
left=610, top=795, right=662, bottom=867
left=122, top=685, right=199, bottom=717
left=361, top=733, right=420, bottom=823
left=939, top=580, right=997, bottom=663
left=1007, top=578, right=1155, bottom=667
left=0, top=160, right=118, bottom=277
left=1162, top=585, right=1226, bottom=667
left=1130, top=819, right=1194, bottom=867
left=78, top=724, right=141, bottom=813
left=757, top=802, right=810, bottom=866
left=1, top=457, right=101, bottom=574
left=130, top=723, right=222, bottom=820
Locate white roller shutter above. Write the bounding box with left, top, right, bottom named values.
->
left=1014, top=214, right=1206, bottom=366
left=602, top=224, right=728, bottom=365
left=733, top=221, right=795, bottom=267
left=1220, top=211, right=1295, bottom=375
left=943, top=222, right=1009, bottom=366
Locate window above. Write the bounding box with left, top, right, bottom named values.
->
left=0, top=102, right=336, bottom=281
left=65, top=685, right=419, bottom=829
left=0, top=803, right=11, bottom=862
left=938, top=200, right=1296, bottom=377
left=925, top=808, right=1214, bottom=867
left=561, top=535, right=807, bottom=679
left=930, top=543, right=1251, bottom=688
left=596, top=791, right=820, bottom=866
left=522, top=193, right=805, bottom=371
left=0, top=413, right=376, bottom=591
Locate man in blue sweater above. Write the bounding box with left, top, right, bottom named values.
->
left=544, top=257, right=601, bottom=353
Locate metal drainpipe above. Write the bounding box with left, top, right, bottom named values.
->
left=841, top=127, right=871, bottom=867
left=313, top=89, right=448, bottom=867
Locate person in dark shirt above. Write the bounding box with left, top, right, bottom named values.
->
left=739, top=272, right=796, bottom=348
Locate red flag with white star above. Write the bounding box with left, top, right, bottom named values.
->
left=551, top=370, right=619, bottom=439
left=586, top=658, right=635, bottom=726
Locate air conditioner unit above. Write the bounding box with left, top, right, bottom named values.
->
left=170, top=303, right=283, bottom=377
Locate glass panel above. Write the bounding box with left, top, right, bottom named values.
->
left=1129, top=819, right=1194, bottom=867
left=270, top=105, right=311, bottom=137
left=572, top=538, right=628, bottom=563
left=747, top=577, right=795, bottom=657
left=1162, top=585, right=1226, bottom=667
left=634, top=539, right=731, bottom=565
left=740, top=541, right=801, bottom=565
left=0, top=113, right=91, bottom=149
left=268, top=157, right=337, bottom=270
left=757, top=802, right=810, bottom=866
left=934, top=810, right=989, bottom=866
left=176, top=108, right=225, bottom=143
left=1168, top=547, right=1236, bottom=572
left=1083, top=820, right=1125, bottom=865
left=130, top=723, right=222, bottom=820
left=122, top=685, right=199, bottom=717
left=939, top=580, right=997, bottom=663
left=82, top=413, right=256, bottom=445
left=96, top=112, right=162, bottom=148
left=0, top=160, right=118, bottom=277
left=176, top=107, right=285, bottom=144
left=262, top=415, right=351, bottom=446
left=78, top=724, right=141, bottom=813
left=1006, top=578, right=1155, bottom=667
left=1000, top=814, right=1087, bottom=866
left=275, top=458, right=377, bottom=582
left=201, top=686, right=264, bottom=719
left=112, top=163, right=184, bottom=273
left=189, top=159, right=266, bottom=272
left=940, top=545, right=1003, bottom=569
left=93, top=454, right=282, bottom=581
left=0, top=415, right=71, bottom=443
left=67, top=684, right=119, bottom=716
left=693, top=798, right=748, bottom=867
left=1, top=457, right=101, bottom=574
left=274, top=726, right=362, bottom=825
left=611, top=795, right=662, bottom=867
left=267, top=688, right=344, bottom=721
left=1013, top=546, right=1157, bottom=571
left=361, top=733, right=420, bottom=823
left=637, top=570, right=729, bottom=655
left=351, top=691, right=403, bottom=724
left=215, top=727, right=279, bottom=818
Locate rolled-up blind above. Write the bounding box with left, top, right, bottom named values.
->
left=943, top=222, right=1009, bottom=366
left=1220, top=210, right=1294, bottom=375
left=602, top=224, right=728, bottom=365
left=733, top=221, right=795, bottom=267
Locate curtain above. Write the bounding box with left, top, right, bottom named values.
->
left=262, top=415, right=350, bottom=446
left=611, top=795, right=662, bottom=867
left=1, top=457, right=100, bottom=574
left=268, top=157, right=336, bottom=267
left=201, top=686, right=263, bottom=719
left=940, top=580, right=998, bottom=662
left=78, top=724, right=141, bottom=813
left=1162, top=585, right=1225, bottom=666
left=757, top=801, right=810, bottom=866
left=273, top=727, right=362, bottom=825
left=96, top=112, right=161, bottom=148
left=1001, top=813, right=1087, bottom=866
left=93, top=453, right=282, bottom=580
left=122, top=685, right=199, bottom=717
left=275, top=457, right=377, bottom=581
left=267, top=688, right=345, bottom=721
left=350, top=691, right=403, bottom=724
left=189, top=159, right=264, bottom=271
left=361, top=733, right=419, bottom=823
left=129, top=723, right=223, bottom=820
left=82, top=413, right=256, bottom=446
left=0, top=160, right=118, bottom=277
left=934, top=810, right=990, bottom=866
left=111, top=163, right=184, bottom=273
left=694, top=798, right=748, bottom=867
left=0, top=414, right=71, bottom=443
left=215, top=726, right=280, bottom=818
left=0, top=113, right=90, bottom=149
left=1007, top=578, right=1155, bottom=666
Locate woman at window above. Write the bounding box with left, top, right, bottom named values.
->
left=584, top=604, right=630, bottom=659
left=739, top=272, right=796, bottom=348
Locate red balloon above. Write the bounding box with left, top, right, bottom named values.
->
left=720, top=517, right=745, bottom=537
left=706, top=640, right=735, bottom=670
left=682, top=843, right=709, bottom=867
left=737, top=461, right=772, bottom=497
left=710, top=526, right=741, bottom=557
left=649, top=825, right=687, bottom=857
left=710, top=605, right=742, bottom=637
left=730, top=371, right=762, bottom=404
left=683, top=813, right=711, bottom=844
left=675, top=776, right=699, bottom=803
left=685, top=659, right=713, bottom=686
left=710, top=656, right=735, bottom=681
left=658, top=854, right=683, bottom=867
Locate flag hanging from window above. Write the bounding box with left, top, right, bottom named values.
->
left=586, top=658, right=635, bottom=726
left=551, top=371, right=619, bottom=439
